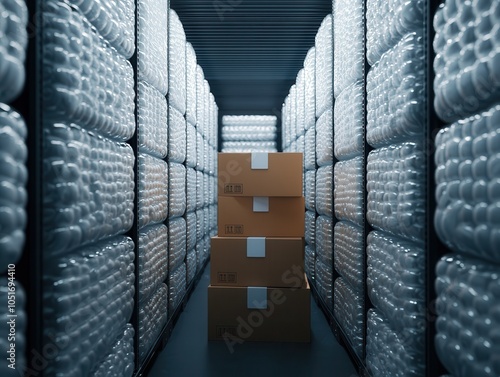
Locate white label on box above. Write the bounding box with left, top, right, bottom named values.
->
left=247, top=287, right=267, bottom=309
left=247, top=237, right=266, bottom=258
left=251, top=152, right=269, bottom=170
left=253, top=197, right=269, bottom=212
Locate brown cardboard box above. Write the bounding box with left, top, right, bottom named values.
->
left=218, top=153, right=303, bottom=197
left=208, top=278, right=310, bottom=343
left=210, top=237, right=305, bottom=287
left=218, top=196, right=305, bottom=237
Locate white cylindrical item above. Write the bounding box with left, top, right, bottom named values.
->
left=282, top=99, right=290, bottom=150
left=138, top=283, right=168, bottom=361
left=169, top=262, right=187, bottom=314
left=139, top=153, right=169, bottom=228
left=367, top=142, right=425, bottom=242
left=315, top=14, right=333, bottom=118
left=168, top=9, right=187, bottom=115
left=315, top=258, right=333, bottom=311
left=304, top=47, right=316, bottom=130
left=305, top=244, right=316, bottom=281
left=169, top=162, right=186, bottom=218
left=196, top=131, right=204, bottom=171
left=203, top=173, right=210, bottom=208
left=202, top=80, right=210, bottom=138
left=196, top=65, right=205, bottom=129
left=196, top=170, right=204, bottom=211
left=91, top=324, right=135, bottom=377
left=138, top=224, right=168, bottom=304
left=366, top=309, right=425, bottom=377
left=290, top=84, right=298, bottom=141
left=42, top=6, right=135, bottom=141
left=334, top=156, right=364, bottom=226
left=138, top=0, right=169, bottom=94
left=435, top=253, right=500, bottom=377
left=434, top=0, right=500, bottom=123
left=138, top=80, right=168, bottom=158
left=186, top=42, right=197, bottom=125
left=196, top=208, right=204, bottom=242
left=0, top=106, right=27, bottom=274
left=334, top=277, right=364, bottom=359
left=210, top=203, right=217, bottom=234
left=305, top=126, right=316, bottom=171
left=186, top=167, right=197, bottom=214
left=334, top=80, right=364, bottom=160
left=367, top=32, right=426, bottom=148
left=305, top=210, right=316, bottom=247
left=305, top=169, right=316, bottom=212
left=435, top=104, right=500, bottom=264
left=366, top=0, right=425, bottom=65
left=43, top=237, right=135, bottom=376
left=186, top=211, right=197, bottom=251
left=203, top=206, right=210, bottom=239
left=186, top=122, right=197, bottom=168
left=334, top=221, right=364, bottom=293
left=316, top=215, right=333, bottom=266
left=196, top=236, right=210, bottom=268
left=169, top=105, right=187, bottom=164
left=296, top=69, right=306, bottom=136
left=186, top=248, right=197, bottom=286
left=43, top=123, right=135, bottom=255
left=316, top=164, right=333, bottom=217
left=0, top=0, right=28, bottom=103
left=333, top=0, right=365, bottom=97
left=367, top=231, right=426, bottom=344
left=168, top=217, right=187, bottom=272
left=316, top=109, right=333, bottom=167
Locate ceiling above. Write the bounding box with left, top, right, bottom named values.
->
left=170, top=0, right=331, bottom=119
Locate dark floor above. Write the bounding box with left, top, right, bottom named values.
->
left=147, top=264, right=358, bottom=377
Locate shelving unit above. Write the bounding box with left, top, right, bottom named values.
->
left=282, top=1, right=451, bottom=376
left=15, top=1, right=218, bottom=375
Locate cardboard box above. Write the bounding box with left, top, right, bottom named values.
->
left=210, top=237, right=305, bottom=287
left=218, top=196, right=305, bottom=237
left=208, top=279, right=310, bottom=343
left=218, top=153, right=303, bottom=197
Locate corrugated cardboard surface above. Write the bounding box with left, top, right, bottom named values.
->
left=208, top=279, right=311, bottom=342
left=218, top=196, right=305, bottom=237
left=210, top=237, right=305, bottom=287
left=218, top=153, right=303, bottom=197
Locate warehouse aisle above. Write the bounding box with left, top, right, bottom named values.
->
left=148, top=264, right=358, bottom=377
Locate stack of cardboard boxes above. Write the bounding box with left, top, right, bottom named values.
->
left=208, top=152, right=310, bottom=344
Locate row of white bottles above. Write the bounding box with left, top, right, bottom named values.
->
left=138, top=284, right=168, bottom=361
left=136, top=0, right=170, bottom=364
left=43, top=237, right=135, bottom=376
left=433, top=1, right=500, bottom=376
left=221, top=115, right=278, bottom=153
left=42, top=1, right=135, bottom=141
left=332, top=0, right=366, bottom=357
left=365, top=0, right=427, bottom=373
left=138, top=224, right=169, bottom=303
left=334, top=80, right=364, bottom=160
left=366, top=142, right=425, bottom=243
left=92, top=324, right=135, bottom=377
left=41, top=0, right=138, bottom=374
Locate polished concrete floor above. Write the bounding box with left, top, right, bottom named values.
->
left=147, top=264, right=358, bottom=377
